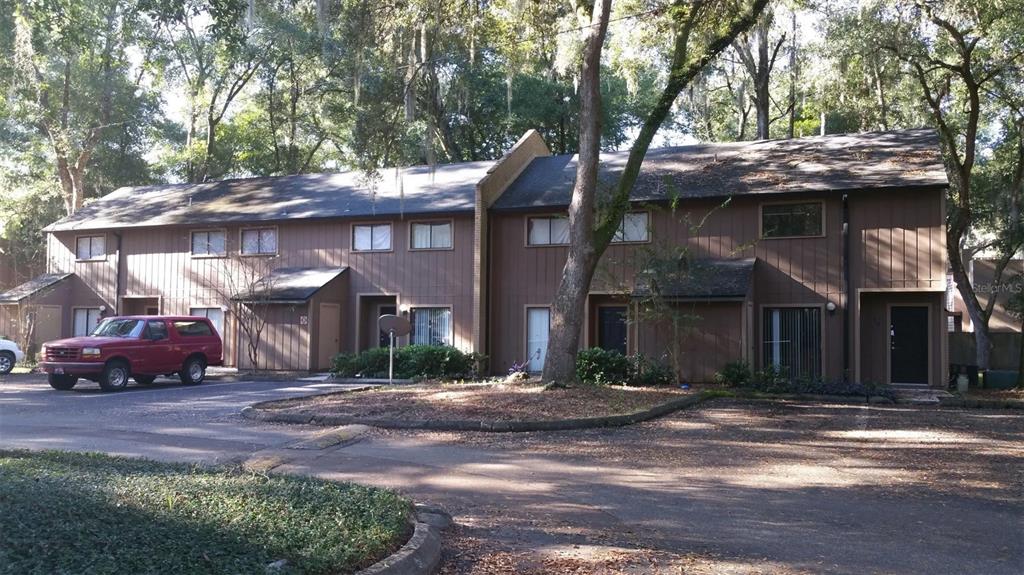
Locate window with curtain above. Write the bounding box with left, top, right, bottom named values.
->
left=191, top=230, right=227, bottom=256
left=241, top=228, right=277, bottom=255
left=353, top=224, right=392, bottom=251
left=527, top=216, right=570, bottom=245
left=73, top=308, right=103, bottom=336
left=189, top=307, right=224, bottom=335
left=76, top=236, right=105, bottom=260
left=761, top=202, right=823, bottom=238
left=612, top=212, right=649, bottom=243
left=763, top=307, right=822, bottom=380
left=410, top=307, right=452, bottom=346
left=411, top=222, right=452, bottom=249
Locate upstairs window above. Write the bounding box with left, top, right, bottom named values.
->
left=527, top=216, right=570, bottom=246
left=761, top=202, right=823, bottom=238
left=612, top=212, right=650, bottom=243
left=411, top=222, right=453, bottom=250
left=353, top=224, right=392, bottom=251
left=191, top=230, right=226, bottom=256
left=76, top=236, right=105, bottom=261
left=241, top=227, right=277, bottom=255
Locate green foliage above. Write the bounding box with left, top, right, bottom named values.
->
left=576, top=347, right=633, bottom=386
left=0, top=449, right=410, bottom=574
left=575, top=348, right=675, bottom=386
left=714, top=360, right=752, bottom=387
left=331, top=345, right=485, bottom=380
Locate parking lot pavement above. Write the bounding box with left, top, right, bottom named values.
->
left=0, top=373, right=365, bottom=464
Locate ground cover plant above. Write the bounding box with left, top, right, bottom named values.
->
left=331, top=345, right=486, bottom=380
left=714, top=360, right=895, bottom=398
left=0, top=450, right=410, bottom=575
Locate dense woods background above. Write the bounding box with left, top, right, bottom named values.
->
left=0, top=0, right=1021, bottom=359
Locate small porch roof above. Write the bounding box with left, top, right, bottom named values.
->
left=0, top=273, right=73, bottom=304
left=633, top=258, right=755, bottom=301
left=232, top=267, right=348, bottom=305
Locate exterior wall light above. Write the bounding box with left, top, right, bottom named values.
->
left=825, top=301, right=837, bottom=312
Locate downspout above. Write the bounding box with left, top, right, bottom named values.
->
left=114, top=232, right=123, bottom=315
left=842, top=193, right=850, bottom=380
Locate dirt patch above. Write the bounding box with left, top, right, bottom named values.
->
left=283, top=381, right=693, bottom=422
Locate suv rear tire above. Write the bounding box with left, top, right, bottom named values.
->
left=99, top=360, right=131, bottom=392
left=180, top=357, right=206, bottom=385
left=0, top=351, right=14, bottom=375
left=48, top=374, right=78, bottom=390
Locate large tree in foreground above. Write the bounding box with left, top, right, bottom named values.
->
left=542, top=0, right=769, bottom=387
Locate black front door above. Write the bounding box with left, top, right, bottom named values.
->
left=378, top=305, right=397, bottom=347
left=597, top=306, right=628, bottom=355
left=890, top=306, right=929, bottom=384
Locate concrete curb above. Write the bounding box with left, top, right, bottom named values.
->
left=938, top=397, right=1024, bottom=409
left=243, top=393, right=708, bottom=432
left=356, top=507, right=447, bottom=575
left=732, top=391, right=896, bottom=404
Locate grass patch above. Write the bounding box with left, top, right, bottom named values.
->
left=0, top=450, right=411, bottom=575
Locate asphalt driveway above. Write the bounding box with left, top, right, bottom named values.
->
left=0, top=374, right=1020, bottom=574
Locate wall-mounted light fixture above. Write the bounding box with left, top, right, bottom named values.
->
left=826, top=301, right=837, bottom=313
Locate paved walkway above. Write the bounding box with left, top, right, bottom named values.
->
left=1, top=375, right=1020, bottom=574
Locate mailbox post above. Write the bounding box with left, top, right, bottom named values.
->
left=377, top=314, right=411, bottom=385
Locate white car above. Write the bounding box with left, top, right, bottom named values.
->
left=0, top=338, right=25, bottom=375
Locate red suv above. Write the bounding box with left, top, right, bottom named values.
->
left=40, top=316, right=224, bottom=392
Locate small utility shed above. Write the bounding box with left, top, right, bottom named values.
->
left=231, top=267, right=348, bottom=371
left=0, top=273, right=74, bottom=353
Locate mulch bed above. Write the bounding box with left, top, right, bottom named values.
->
left=284, top=381, right=695, bottom=422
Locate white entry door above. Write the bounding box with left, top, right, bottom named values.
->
left=526, top=307, right=550, bottom=372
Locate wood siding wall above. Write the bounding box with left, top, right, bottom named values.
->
left=489, top=188, right=946, bottom=382
left=47, top=214, right=475, bottom=370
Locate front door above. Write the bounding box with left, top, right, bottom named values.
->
left=597, top=306, right=628, bottom=354
left=890, top=306, right=929, bottom=384
left=526, top=307, right=550, bottom=372
left=319, top=303, right=341, bottom=370
left=378, top=305, right=397, bottom=347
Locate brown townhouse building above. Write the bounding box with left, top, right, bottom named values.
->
left=0, top=128, right=950, bottom=386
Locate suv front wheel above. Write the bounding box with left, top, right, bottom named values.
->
left=99, top=360, right=131, bottom=392
left=180, top=357, right=206, bottom=385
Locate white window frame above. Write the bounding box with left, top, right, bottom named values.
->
left=410, top=220, right=454, bottom=250
left=189, top=307, right=225, bottom=336
left=525, top=306, right=551, bottom=372
left=761, top=305, right=824, bottom=380
left=239, top=227, right=278, bottom=256
left=611, top=211, right=650, bottom=243
left=409, top=306, right=453, bottom=346
left=352, top=223, right=393, bottom=252
left=72, top=307, right=103, bottom=337
left=75, top=235, right=106, bottom=261
left=526, top=215, right=570, bottom=247
left=190, top=229, right=227, bottom=257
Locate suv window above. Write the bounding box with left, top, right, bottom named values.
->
left=174, top=321, right=213, bottom=337
left=147, top=320, right=168, bottom=340
left=93, top=319, right=144, bottom=338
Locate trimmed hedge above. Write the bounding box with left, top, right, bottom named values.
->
left=575, top=348, right=675, bottom=387
left=332, top=345, right=486, bottom=380
left=715, top=361, right=894, bottom=398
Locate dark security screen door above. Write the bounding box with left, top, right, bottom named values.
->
left=597, top=306, right=628, bottom=354
left=890, top=306, right=929, bottom=384
left=378, top=305, right=397, bottom=347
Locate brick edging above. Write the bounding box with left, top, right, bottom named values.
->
left=242, top=393, right=707, bottom=432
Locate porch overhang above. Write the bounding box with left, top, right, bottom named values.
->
left=0, top=273, right=73, bottom=304
left=632, top=258, right=755, bottom=301
left=231, top=267, right=348, bottom=305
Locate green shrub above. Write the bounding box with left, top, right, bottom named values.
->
left=330, top=345, right=483, bottom=380
left=576, top=348, right=633, bottom=385
left=631, top=354, right=676, bottom=386
left=714, top=360, right=752, bottom=387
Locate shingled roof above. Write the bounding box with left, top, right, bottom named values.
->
left=633, top=258, right=755, bottom=300
left=492, top=128, right=947, bottom=211
left=231, top=267, right=348, bottom=304
left=46, top=162, right=495, bottom=232
left=0, top=273, right=73, bottom=304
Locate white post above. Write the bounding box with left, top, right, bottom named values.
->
left=388, top=329, right=395, bottom=384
